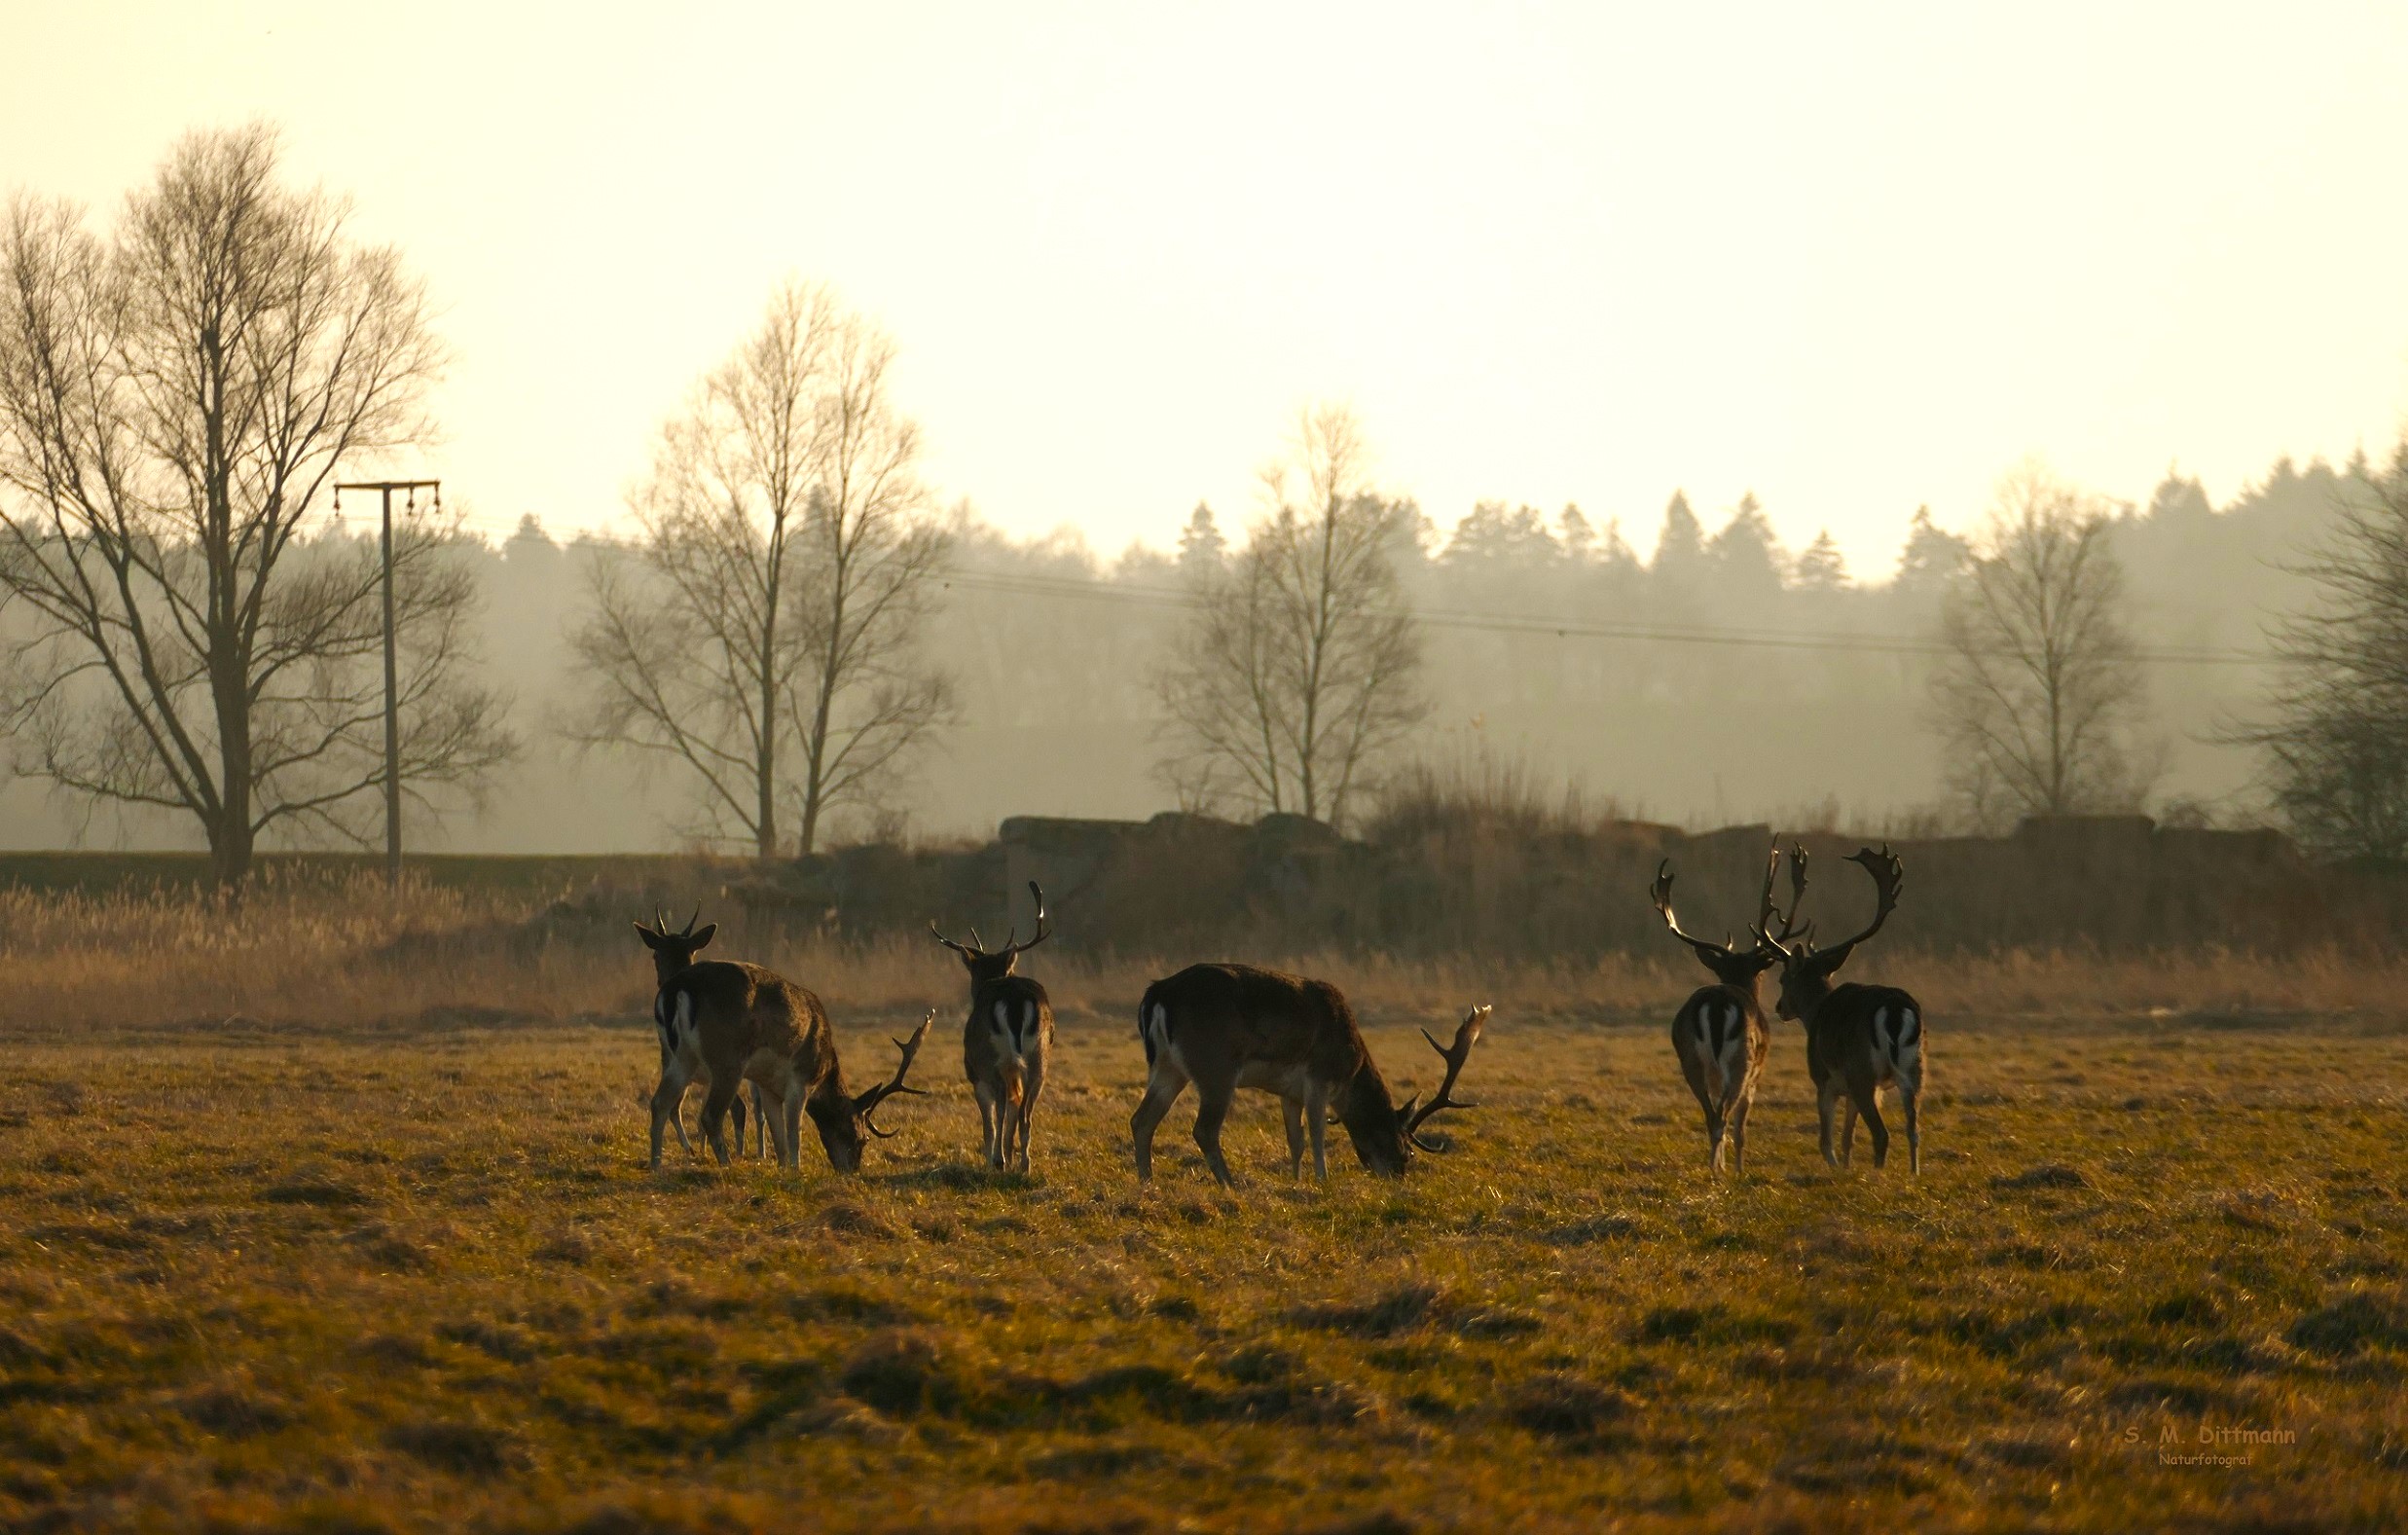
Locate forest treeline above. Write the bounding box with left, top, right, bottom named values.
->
left=0, top=126, right=2376, bottom=872
left=0, top=440, right=2346, bottom=857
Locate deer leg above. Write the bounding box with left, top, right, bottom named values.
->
left=747, top=1086, right=775, bottom=1164
left=782, top=1088, right=806, bottom=1171
left=648, top=1055, right=699, bottom=1171
left=750, top=1084, right=780, bottom=1166
left=1130, top=1064, right=1189, bottom=1182
left=1017, top=1063, right=1044, bottom=1174
left=975, top=1081, right=1003, bottom=1169
left=1191, top=1084, right=1238, bottom=1188
left=697, top=1075, right=741, bottom=1167
left=1728, top=1091, right=1753, bottom=1177
left=1900, top=1082, right=1921, bottom=1175
left=1851, top=1080, right=1891, bottom=1168
left=1705, top=1099, right=1727, bottom=1174
left=1817, top=1080, right=1842, bottom=1170
left=1281, top=1098, right=1305, bottom=1179
left=1305, top=1084, right=1331, bottom=1182
left=732, top=1091, right=749, bottom=1158
left=661, top=1059, right=700, bottom=1159
left=1839, top=1095, right=1860, bottom=1166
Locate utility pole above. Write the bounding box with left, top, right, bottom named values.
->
left=335, top=478, right=440, bottom=893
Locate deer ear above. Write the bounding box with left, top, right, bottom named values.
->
left=690, top=923, right=717, bottom=952
left=634, top=923, right=662, bottom=949
left=1396, top=1093, right=1419, bottom=1124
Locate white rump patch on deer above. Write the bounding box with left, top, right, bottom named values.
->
left=1873, top=1004, right=1922, bottom=1083
left=668, top=992, right=691, bottom=1048
left=1717, top=1001, right=1747, bottom=1078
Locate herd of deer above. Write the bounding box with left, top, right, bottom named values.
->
left=627, top=840, right=1925, bottom=1185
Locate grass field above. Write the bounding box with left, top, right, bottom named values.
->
left=4, top=990, right=2405, bottom=1533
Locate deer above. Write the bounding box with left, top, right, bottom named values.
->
left=1752, top=843, right=1927, bottom=1174
left=930, top=881, right=1054, bottom=1173
left=632, top=908, right=767, bottom=1161
left=1132, top=962, right=1486, bottom=1187
left=635, top=909, right=931, bottom=1172
left=1649, top=848, right=1806, bottom=1175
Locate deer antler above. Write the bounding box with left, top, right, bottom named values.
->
left=1651, top=860, right=1746, bottom=962
left=931, top=884, right=1052, bottom=963
left=928, top=920, right=979, bottom=959
left=1816, top=845, right=1902, bottom=968
left=1000, top=882, right=1052, bottom=957
left=1757, top=843, right=1898, bottom=968
left=1763, top=843, right=1813, bottom=951
left=1402, top=1005, right=1488, bottom=1151
left=1754, top=842, right=1816, bottom=960
left=679, top=904, right=702, bottom=937
left=855, top=1011, right=934, bottom=1137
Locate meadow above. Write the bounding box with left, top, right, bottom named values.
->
left=2, top=874, right=2406, bottom=1532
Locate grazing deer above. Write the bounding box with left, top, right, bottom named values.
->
left=930, top=881, right=1055, bottom=1173
left=637, top=910, right=931, bottom=1172
left=1649, top=850, right=1806, bottom=1175
left=1753, top=844, right=1926, bottom=1173
left=632, top=909, right=766, bottom=1161
left=1132, top=963, right=1486, bottom=1186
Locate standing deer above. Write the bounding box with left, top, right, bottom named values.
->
left=1753, top=844, right=1927, bottom=1174
left=1649, top=849, right=1805, bottom=1175
left=637, top=910, right=931, bottom=1172
left=1132, top=963, right=1485, bottom=1186
left=930, top=881, right=1055, bottom=1173
left=632, top=908, right=767, bottom=1160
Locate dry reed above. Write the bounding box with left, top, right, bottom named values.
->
left=5, top=873, right=2402, bottom=1038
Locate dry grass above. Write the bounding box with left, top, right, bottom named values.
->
left=4, top=989, right=2407, bottom=1530
left=8, top=875, right=2408, bottom=1039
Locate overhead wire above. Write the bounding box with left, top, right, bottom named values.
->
left=397, top=508, right=2275, bottom=671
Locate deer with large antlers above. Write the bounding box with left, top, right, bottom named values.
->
left=636, top=909, right=931, bottom=1172
left=930, top=881, right=1055, bottom=1173
left=1132, top=963, right=1486, bottom=1186
left=1753, top=844, right=1927, bottom=1174
left=1649, top=850, right=1806, bottom=1175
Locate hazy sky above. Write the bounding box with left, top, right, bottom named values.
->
left=8, top=2, right=2407, bottom=574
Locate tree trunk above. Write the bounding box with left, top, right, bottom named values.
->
left=209, top=816, right=254, bottom=893
left=210, top=633, right=253, bottom=891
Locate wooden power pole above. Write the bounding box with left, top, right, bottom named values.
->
left=335, top=478, right=441, bottom=893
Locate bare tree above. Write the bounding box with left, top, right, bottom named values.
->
left=0, top=127, right=510, bottom=888
left=570, top=284, right=950, bottom=857
left=1157, top=403, right=1426, bottom=826
left=1929, top=462, right=2154, bottom=826
left=568, top=283, right=827, bottom=858
left=2243, top=442, right=2408, bottom=859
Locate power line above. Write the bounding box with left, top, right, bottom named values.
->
left=931, top=568, right=2270, bottom=668
left=423, top=511, right=2275, bottom=670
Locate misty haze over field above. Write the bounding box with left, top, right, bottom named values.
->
left=2, top=5, right=2405, bottom=862
left=0, top=457, right=2339, bottom=854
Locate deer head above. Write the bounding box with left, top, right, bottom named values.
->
left=633, top=905, right=716, bottom=988
left=1754, top=844, right=1904, bottom=1020
left=811, top=1011, right=935, bottom=1173
left=929, top=882, right=1052, bottom=986
left=1650, top=849, right=1807, bottom=990
left=1345, top=1005, right=1488, bottom=1177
